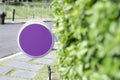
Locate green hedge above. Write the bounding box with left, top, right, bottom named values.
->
left=52, top=0, right=120, bottom=80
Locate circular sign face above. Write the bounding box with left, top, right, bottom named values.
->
left=18, top=22, right=53, bottom=57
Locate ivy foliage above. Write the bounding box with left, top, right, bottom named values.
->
left=52, top=0, right=120, bottom=80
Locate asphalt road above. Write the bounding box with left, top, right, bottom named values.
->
left=0, top=22, right=23, bottom=58
left=0, top=20, right=54, bottom=58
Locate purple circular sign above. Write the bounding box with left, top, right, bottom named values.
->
left=18, top=23, right=53, bottom=57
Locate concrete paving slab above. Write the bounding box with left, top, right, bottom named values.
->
left=15, top=55, right=32, bottom=61
left=0, top=67, right=12, bottom=75
left=0, top=76, right=25, bottom=80
left=44, top=53, right=56, bottom=59
left=34, top=58, right=54, bottom=64
left=12, top=70, right=36, bottom=78
left=3, top=60, right=42, bottom=71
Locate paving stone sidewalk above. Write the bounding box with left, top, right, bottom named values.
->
left=0, top=51, right=56, bottom=80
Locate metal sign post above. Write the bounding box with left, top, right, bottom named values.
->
left=48, top=66, right=51, bottom=80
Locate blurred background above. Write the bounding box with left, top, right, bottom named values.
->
left=0, top=0, right=51, bottom=21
